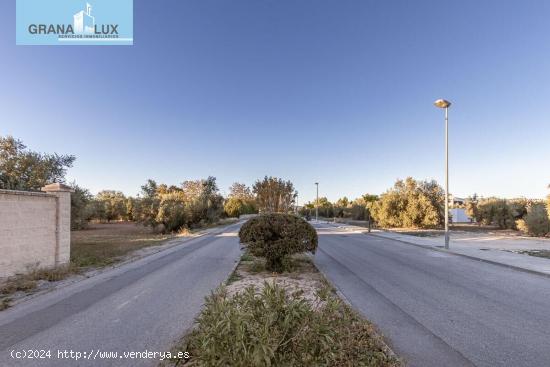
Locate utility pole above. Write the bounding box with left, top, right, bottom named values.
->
left=315, top=182, right=319, bottom=221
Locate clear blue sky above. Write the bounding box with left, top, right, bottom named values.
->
left=2, top=0, right=549, bottom=202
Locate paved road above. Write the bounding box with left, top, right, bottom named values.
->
left=0, top=223, right=242, bottom=367
left=313, top=223, right=550, bottom=367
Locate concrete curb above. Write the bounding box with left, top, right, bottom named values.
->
left=223, top=249, right=244, bottom=287
left=367, top=232, right=550, bottom=279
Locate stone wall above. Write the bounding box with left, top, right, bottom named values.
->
left=0, top=183, right=73, bottom=278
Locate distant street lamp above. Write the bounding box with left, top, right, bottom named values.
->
left=315, top=182, right=319, bottom=221
left=434, top=99, right=451, bottom=249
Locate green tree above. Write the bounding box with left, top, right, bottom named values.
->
left=226, top=182, right=257, bottom=216
left=124, top=197, right=137, bottom=221
left=252, top=176, right=295, bottom=213
left=182, top=176, right=224, bottom=224
left=133, top=179, right=161, bottom=228
left=94, top=190, right=127, bottom=222
left=228, top=182, right=254, bottom=200
left=0, top=136, right=75, bottom=191
left=362, top=194, right=379, bottom=203
left=134, top=177, right=225, bottom=232
left=477, top=198, right=514, bottom=229
left=369, top=177, right=444, bottom=228
left=465, top=194, right=481, bottom=225
left=516, top=202, right=550, bottom=236
left=224, top=197, right=245, bottom=218
left=70, top=182, right=92, bottom=230
left=336, top=197, right=349, bottom=208
left=156, top=190, right=187, bottom=232
left=361, top=194, right=379, bottom=222
left=334, top=197, right=349, bottom=218
left=316, top=197, right=334, bottom=218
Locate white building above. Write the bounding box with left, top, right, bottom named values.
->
left=74, top=3, right=95, bottom=34
left=450, top=208, right=471, bottom=223
left=448, top=195, right=471, bottom=223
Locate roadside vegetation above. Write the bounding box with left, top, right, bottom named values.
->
left=179, top=282, right=398, bottom=367
left=0, top=263, right=77, bottom=309
left=166, top=214, right=399, bottom=367
left=466, top=194, right=550, bottom=236
left=300, top=176, right=550, bottom=238
left=300, top=178, right=445, bottom=229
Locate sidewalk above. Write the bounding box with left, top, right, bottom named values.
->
left=325, top=221, right=550, bottom=277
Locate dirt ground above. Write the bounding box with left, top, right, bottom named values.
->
left=71, top=222, right=175, bottom=267
left=226, top=253, right=329, bottom=309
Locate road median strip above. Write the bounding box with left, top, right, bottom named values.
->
left=163, top=245, right=400, bottom=366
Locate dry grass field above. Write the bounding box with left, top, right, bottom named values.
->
left=71, top=222, right=174, bottom=267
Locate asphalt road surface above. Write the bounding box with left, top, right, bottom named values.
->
left=313, top=222, right=550, bottom=367
left=0, top=223, right=242, bottom=367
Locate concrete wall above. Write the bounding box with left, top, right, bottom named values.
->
left=0, top=183, right=73, bottom=278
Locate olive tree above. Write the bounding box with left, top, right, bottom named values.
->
left=516, top=202, right=550, bottom=236
left=0, top=136, right=75, bottom=191
left=224, top=182, right=257, bottom=217
left=369, top=177, right=444, bottom=228
left=253, top=176, right=296, bottom=213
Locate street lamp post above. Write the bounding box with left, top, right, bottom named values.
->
left=315, top=182, right=319, bottom=221
left=434, top=99, right=451, bottom=249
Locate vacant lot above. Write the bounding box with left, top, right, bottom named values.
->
left=71, top=222, right=175, bottom=267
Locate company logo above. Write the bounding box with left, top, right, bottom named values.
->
left=17, top=0, right=133, bottom=46
left=73, top=3, right=96, bottom=34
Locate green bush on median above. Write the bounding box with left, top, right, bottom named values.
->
left=238, top=214, right=318, bottom=273
left=181, top=283, right=399, bottom=367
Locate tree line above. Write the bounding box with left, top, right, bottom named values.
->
left=73, top=176, right=296, bottom=233
left=301, top=177, right=550, bottom=237
left=465, top=195, right=550, bottom=236
left=2, top=135, right=549, bottom=236
left=1, top=136, right=300, bottom=232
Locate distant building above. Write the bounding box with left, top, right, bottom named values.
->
left=448, top=195, right=471, bottom=223
left=450, top=195, right=466, bottom=207
left=74, top=3, right=95, bottom=34
left=450, top=208, right=471, bottom=223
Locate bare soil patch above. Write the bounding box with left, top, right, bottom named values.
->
left=227, top=253, right=328, bottom=308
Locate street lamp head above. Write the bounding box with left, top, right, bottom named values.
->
left=315, top=182, right=319, bottom=185
left=434, top=99, right=451, bottom=109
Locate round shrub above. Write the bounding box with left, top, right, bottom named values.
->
left=239, top=214, right=318, bottom=272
